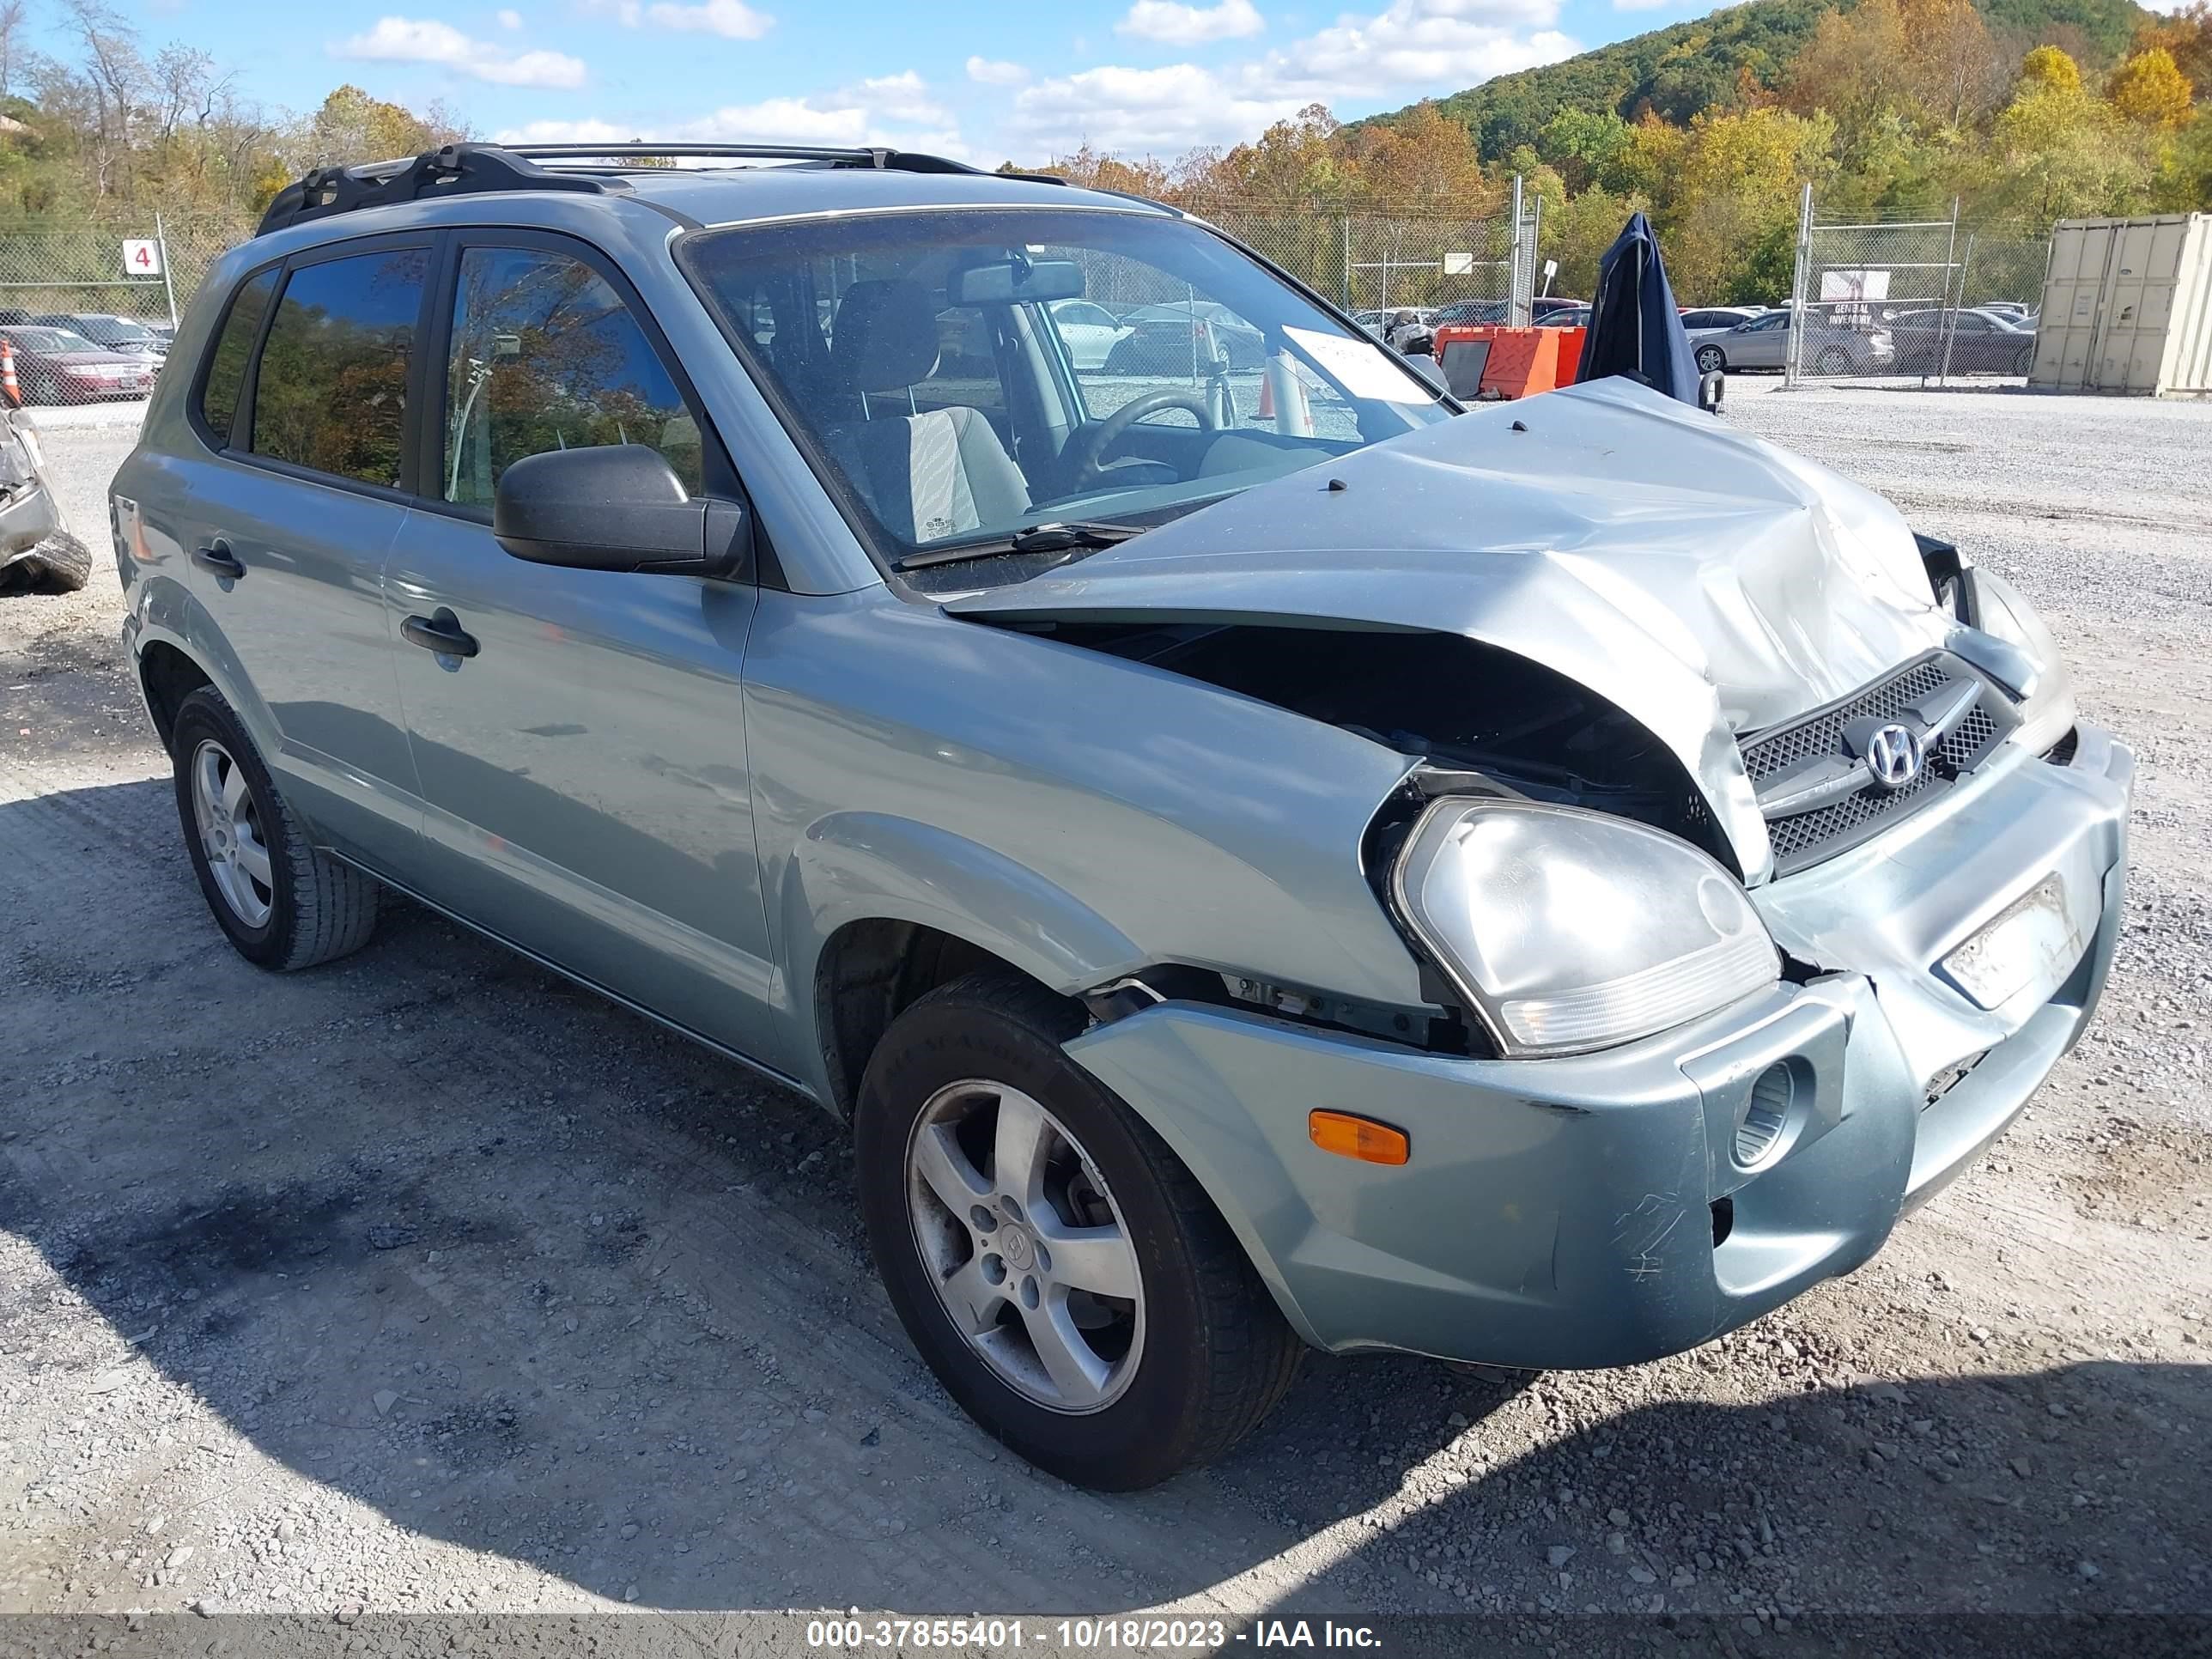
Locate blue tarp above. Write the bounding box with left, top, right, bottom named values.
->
left=1575, top=212, right=1700, bottom=404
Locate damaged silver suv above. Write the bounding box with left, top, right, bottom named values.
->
left=113, top=144, right=2130, bottom=1490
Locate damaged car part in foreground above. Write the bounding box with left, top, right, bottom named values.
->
left=114, top=142, right=2130, bottom=1490
left=0, top=404, right=87, bottom=594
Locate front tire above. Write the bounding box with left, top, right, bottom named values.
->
left=855, top=970, right=1301, bottom=1489
left=1694, top=343, right=1725, bottom=374
left=1815, top=345, right=1850, bottom=375
left=169, top=687, right=380, bottom=970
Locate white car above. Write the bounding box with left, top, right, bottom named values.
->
left=1046, top=298, right=1133, bottom=369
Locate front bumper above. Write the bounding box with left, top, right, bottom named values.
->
left=0, top=480, right=61, bottom=558
left=1066, top=724, right=2131, bottom=1369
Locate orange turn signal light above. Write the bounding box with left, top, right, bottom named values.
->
left=1308, top=1109, right=1410, bottom=1166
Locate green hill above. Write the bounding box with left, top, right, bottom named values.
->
left=1372, top=0, right=2155, bottom=159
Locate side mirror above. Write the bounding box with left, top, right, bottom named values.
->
left=1404, top=353, right=1449, bottom=395
left=1698, top=368, right=1726, bottom=415
left=492, top=445, right=750, bottom=579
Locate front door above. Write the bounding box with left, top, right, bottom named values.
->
left=386, top=234, right=781, bottom=1070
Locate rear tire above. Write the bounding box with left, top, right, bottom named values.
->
left=168, top=686, right=381, bottom=970
left=855, top=969, right=1302, bottom=1489
left=1815, top=345, right=1850, bottom=375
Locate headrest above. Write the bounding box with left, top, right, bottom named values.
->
left=833, top=278, right=939, bottom=393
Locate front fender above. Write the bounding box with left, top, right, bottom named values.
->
left=776, top=810, right=1145, bottom=1103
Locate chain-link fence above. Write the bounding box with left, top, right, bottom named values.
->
left=1206, top=200, right=1535, bottom=324
left=1784, top=192, right=2051, bottom=386
left=0, top=215, right=249, bottom=330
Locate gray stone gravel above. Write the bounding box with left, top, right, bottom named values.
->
left=0, top=386, right=2206, bottom=1627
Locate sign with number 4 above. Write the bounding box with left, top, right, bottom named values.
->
left=122, top=238, right=162, bottom=277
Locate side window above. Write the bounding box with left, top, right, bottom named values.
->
left=197, top=267, right=276, bottom=444
left=251, top=247, right=427, bottom=488
left=443, top=246, right=702, bottom=507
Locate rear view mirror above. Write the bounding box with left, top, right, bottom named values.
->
left=947, top=256, right=1085, bottom=307
left=493, top=445, right=750, bottom=579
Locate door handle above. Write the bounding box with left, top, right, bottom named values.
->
left=401, top=609, right=480, bottom=659
left=192, top=540, right=244, bottom=580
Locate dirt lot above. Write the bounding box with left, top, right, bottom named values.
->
left=2, top=386, right=2209, bottom=1630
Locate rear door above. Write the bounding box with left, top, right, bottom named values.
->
left=147, top=238, right=432, bottom=873
left=1741, top=313, right=1794, bottom=368
left=385, top=230, right=781, bottom=1068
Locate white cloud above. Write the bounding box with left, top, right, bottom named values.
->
left=637, top=0, right=774, bottom=38
left=496, top=70, right=965, bottom=159
left=496, top=7, right=522, bottom=27
left=966, top=55, right=1030, bottom=86
left=1115, top=0, right=1265, bottom=45
left=336, top=16, right=586, bottom=88
left=1009, top=0, right=1575, bottom=155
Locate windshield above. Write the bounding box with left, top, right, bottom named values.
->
left=680, top=207, right=1449, bottom=580
left=80, top=319, right=155, bottom=343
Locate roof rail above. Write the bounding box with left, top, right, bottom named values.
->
left=257, top=144, right=609, bottom=237
left=505, top=141, right=1066, bottom=185
left=254, top=140, right=1069, bottom=239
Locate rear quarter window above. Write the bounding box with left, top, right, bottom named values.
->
left=196, top=269, right=278, bottom=445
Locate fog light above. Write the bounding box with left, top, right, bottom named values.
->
left=1734, top=1064, right=1794, bottom=1168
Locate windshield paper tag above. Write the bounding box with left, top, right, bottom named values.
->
left=1284, top=326, right=1429, bottom=404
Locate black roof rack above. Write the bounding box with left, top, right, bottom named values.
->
left=256, top=141, right=1065, bottom=236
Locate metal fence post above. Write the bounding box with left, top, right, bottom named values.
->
left=1340, top=214, right=1351, bottom=310
left=1507, top=174, right=1527, bottom=328
left=1931, top=198, right=1960, bottom=387
left=1939, top=230, right=1974, bottom=386
left=154, top=212, right=181, bottom=331
left=1785, top=182, right=1813, bottom=388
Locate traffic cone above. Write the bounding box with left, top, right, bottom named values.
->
left=1, top=340, right=18, bottom=408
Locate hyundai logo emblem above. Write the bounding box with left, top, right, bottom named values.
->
left=1864, top=722, right=1926, bottom=791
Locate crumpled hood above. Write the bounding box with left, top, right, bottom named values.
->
left=946, top=377, right=1955, bottom=884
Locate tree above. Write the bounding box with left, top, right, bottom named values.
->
left=1989, top=52, right=2153, bottom=219
left=2019, top=46, right=2083, bottom=96
left=2132, top=3, right=2210, bottom=101
left=307, top=85, right=441, bottom=168
left=2106, top=48, right=2195, bottom=130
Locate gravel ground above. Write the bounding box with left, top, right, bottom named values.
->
left=1, top=386, right=2208, bottom=1632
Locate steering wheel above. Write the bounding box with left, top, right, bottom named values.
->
left=1069, top=391, right=1218, bottom=489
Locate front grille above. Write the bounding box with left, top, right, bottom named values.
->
left=1741, top=653, right=2014, bottom=876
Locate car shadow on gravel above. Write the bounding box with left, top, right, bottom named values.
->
left=3, top=778, right=2209, bottom=1617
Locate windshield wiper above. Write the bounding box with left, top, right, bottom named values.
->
left=892, top=520, right=1144, bottom=572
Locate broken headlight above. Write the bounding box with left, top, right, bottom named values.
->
left=1389, top=799, right=1779, bottom=1058
left=1960, top=566, right=2078, bottom=757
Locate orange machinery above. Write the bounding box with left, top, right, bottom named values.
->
left=1431, top=325, right=1586, bottom=400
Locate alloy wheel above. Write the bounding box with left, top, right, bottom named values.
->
left=190, top=738, right=274, bottom=928
left=905, top=1079, right=1145, bottom=1413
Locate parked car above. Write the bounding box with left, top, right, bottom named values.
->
left=1542, top=302, right=1592, bottom=330
left=1978, top=301, right=2036, bottom=325
left=1430, top=298, right=1512, bottom=327
left=33, top=312, right=169, bottom=362
left=0, top=324, right=159, bottom=403
left=1689, top=309, right=1893, bottom=375
left=1679, top=306, right=1765, bottom=331
left=115, top=142, right=2129, bottom=1492
left=1887, top=307, right=2038, bottom=376
left=0, top=402, right=88, bottom=592
left=1044, top=297, right=1133, bottom=369
left=1105, top=300, right=1267, bottom=373
left=1529, top=295, right=1584, bottom=321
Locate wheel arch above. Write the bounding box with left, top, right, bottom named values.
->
left=786, top=811, right=1145, bottom=1116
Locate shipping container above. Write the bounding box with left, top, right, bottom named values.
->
left=2031, top=214, right=2212, bottom=398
